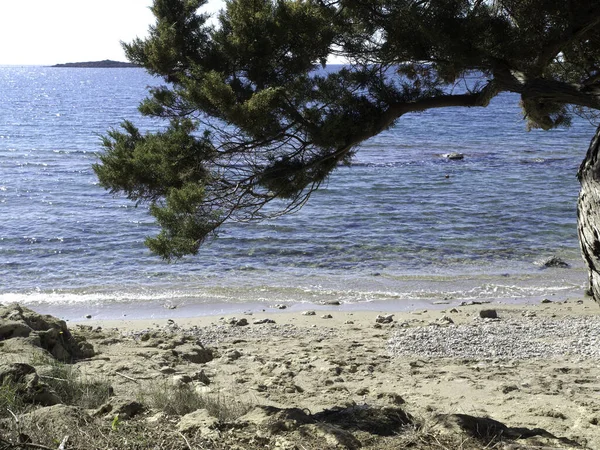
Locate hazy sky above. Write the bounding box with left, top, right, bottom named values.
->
left=0, top=0, right=222, bottom=66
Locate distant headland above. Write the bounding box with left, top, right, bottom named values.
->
left=51, top=59, right=139, bottom=68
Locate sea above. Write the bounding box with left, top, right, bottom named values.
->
left=0, top=66, right=596, bottom=319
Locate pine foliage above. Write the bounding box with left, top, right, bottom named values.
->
left=94, top=0, right=600, bottom=259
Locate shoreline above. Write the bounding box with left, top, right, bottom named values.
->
left=20, top=288, right=592, bottom=325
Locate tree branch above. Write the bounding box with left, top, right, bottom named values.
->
left=535, top=11, right=600, bottom=74
left=317, top=81, right=501, bottom=166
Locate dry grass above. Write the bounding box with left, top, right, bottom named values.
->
left=36, top=357, right=113, bottom=409
left=138, top=380, right=254, bottom=421
left=0, top=378, right=28, bottom=420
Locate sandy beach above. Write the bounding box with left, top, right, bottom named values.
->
left=1, top=297, right=599, bottom=449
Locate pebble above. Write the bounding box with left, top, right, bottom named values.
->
left=375, top=314, right=394, bottom=324
left=302, top=311, right=316, bottom=316
left=253, top=318, right=276, bottom=325
left=479, top=309, right=498, bottom=319
left=126, top=319, right=341, bottom=347
left=389, top=316, right=600, bottom=359
left=438, top=315, right=454, bottom=325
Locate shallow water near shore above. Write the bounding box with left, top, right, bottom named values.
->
left=0, top=66, right=595, bottom=313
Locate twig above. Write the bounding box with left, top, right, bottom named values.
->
left=115, top=372, right=139, bottom=384
left=7, top=408, right=19, bottom=424
left=12, top=442, right=55, bottom=450
left=39, top=376, right=69, bottom=382
left=78, top=356, right=111, bottom=362
left=57, top=435, right=69, bottom=450
left=178, top=432, right=192, bottom=450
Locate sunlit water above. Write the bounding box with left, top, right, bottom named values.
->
left=0, top=66, right=595, bottom=318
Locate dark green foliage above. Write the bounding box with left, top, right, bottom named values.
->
left=94, top=0, right=600, bottom=259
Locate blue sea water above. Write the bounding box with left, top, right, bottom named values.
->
left=0, top=66, right=596, bottom=317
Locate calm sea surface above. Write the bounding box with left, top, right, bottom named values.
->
left=0, top=66, right=596, bottom=317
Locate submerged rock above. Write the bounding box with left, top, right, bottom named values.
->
left=443, top=152, right=465, bottom=160
left=540, top=256, right=570, bottom=268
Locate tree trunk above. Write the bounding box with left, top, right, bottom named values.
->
left=577, top=124, right=600, bottom=304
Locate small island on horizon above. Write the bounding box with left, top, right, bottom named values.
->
left=51, top=59, right=139, bottom=68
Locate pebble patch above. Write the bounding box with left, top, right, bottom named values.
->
left=388, top=316, right=600, bottom=359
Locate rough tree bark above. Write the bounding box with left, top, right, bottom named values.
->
left=577, top=124, right=600, bottom=304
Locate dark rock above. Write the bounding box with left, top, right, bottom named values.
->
left=443, top=152, right=465, bottom=160
left=500, top=384, right=519, bottom=394
left=376, top=392, right=406, bottom=405
left=434, top=413, right=561, bottom=442
left=253, top=318, right=276, bottom=324
left=234, top=318, right=249, bottom=326
left=240, top=406, right=313, bottom=434
left=313, top=405, right=413, bottom=436
left=95, top=398, right=145, bottom=420
left=222, top=349, right=242, bottom=362
left=0, top=320, right=32, bottom=339
left=435, top=413, right=509, bottom=440
left=238, top=404, right=413, bottom=449
left=479, top=309, right=498, bottom=319
left=193, top=369, right=211, bottom=385
left=459, top=300, right=490, bottom=306
left=181, top=347, right=214, bottom=364
left=0, top=363, right=60, bottom=406
left=540, top=256, right=570, bottom=268
left=0, top=362, right=36, bottom=384
left=173, top=374, right=193, bottom=385
left=24, top=373, right=61, bottom=406
left=541, top=298, right=553, bottom=304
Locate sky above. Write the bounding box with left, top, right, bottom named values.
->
left=0, top=0, right=223, bottom=66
